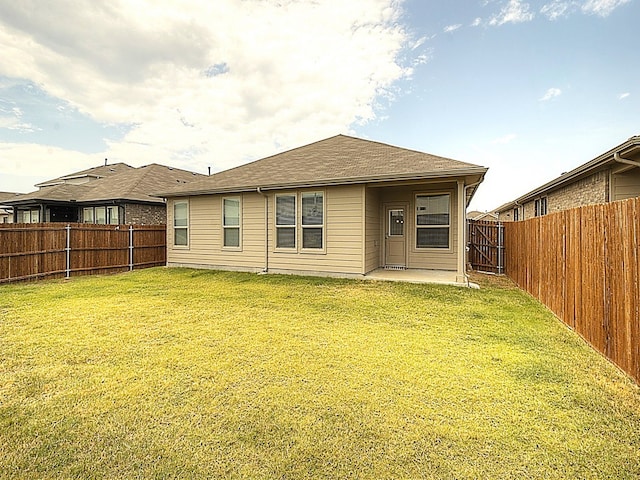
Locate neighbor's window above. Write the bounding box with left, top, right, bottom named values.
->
left=83, top=207, right=94, bottom=223
left=416, top=194, right=450, bottom=249
left=276, top=194, right=296, bottom=248
left=301, top=192, right=323, bottom=249
left=534, top=197, right=548, bottom=217
left=107, top=206, right=119, bottom=225
left=173, top=200, right=189, bottom=247
left=513, top=207, right=519, bottom=221
left=223, top=197, right=241, bottom=248
left=19, top=209, right=40, bottom=223
left=95, top=206, right=107, bottom=224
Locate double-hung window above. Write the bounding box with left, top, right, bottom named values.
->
left=223, top=197, right=241, bottom=248
left=276, top=195, right=296, bottom=248
left=416, top=194, right=450, bottom=249
left=275, top=192, right=324, bottom=250
left=301, top=192, right=323, bottom=249
left=173, top=200, right=189, bottom=247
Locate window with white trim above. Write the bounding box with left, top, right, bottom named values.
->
left=301, top=192, right=323, bottom=249
left=173, top=200, right=189, bottom=247
left=276, top=194, right=296, bottom=249
left=223, top=197, right=241, bottom=248
left=416, top=193, right=450, bottom=249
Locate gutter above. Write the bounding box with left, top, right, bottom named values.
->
left=256, top=187, right=269, bottom=273
left=156, top=167, right=489, bottom=199
left=614, top=151, right=640, bottom=168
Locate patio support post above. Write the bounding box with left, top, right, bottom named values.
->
left=456, top=180, right=467, bottom=284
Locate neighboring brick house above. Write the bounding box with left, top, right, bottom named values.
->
left=495, top=135, right=640, bottom=221
left=4, top=163, right=205, bottom=224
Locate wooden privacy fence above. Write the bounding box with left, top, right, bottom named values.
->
left=468, top=220, right=504, bottom=274
left=0, top=223, right=166, bottom=283
left=504, top=197, right=639, bottom=383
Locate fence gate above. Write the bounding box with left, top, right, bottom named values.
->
left=467, top=220, right=504, bottom=274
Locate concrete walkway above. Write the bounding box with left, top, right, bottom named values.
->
left=364, top=268, right=475, bottom=287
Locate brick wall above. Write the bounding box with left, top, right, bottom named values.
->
left=124, top=203, right=167, bottom=224
left=546, top=170, right=609, bottom=214
left=519, top=170, right=609, bottom=220
left=497, top=170, right=610, bottom=221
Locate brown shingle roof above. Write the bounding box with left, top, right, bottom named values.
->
left=5, top=164, right=205, bottom=206
left=0, top=192, right=21, bottom=202
left=35, top=163, right=134, bottom=187
left=159, top=134, right=487, bottom=196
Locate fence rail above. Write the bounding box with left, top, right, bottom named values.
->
left=504, top=197, right=639, bottom=384
left=0, top=223, right=166, bottom=283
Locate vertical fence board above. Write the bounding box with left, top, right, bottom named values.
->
left=504, top=198, right=640, bottom=384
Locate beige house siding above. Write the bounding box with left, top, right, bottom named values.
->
left=612, top=168, right=640, bottom=201
left=167, top=181, right=465, bottom=276
left=364, top=187, right=381, bottom=273
left=167, top=194, right=266, bottom=271
left=267, top=185, right=364, bottom=275
left=379, top=182, right=458, bottom=271
left=168, top=186, right=365, bottom=275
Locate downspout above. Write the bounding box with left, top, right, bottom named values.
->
left=257, top=187, right=269, bottom=273
left=514, top=200, right=522, bottom=221
left=613, top=152, right=640, bottom=202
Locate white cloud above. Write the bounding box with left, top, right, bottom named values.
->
left=0, top=0, right=415, bottom=180
left=618, top=92, right=630, bottom=100
left=443, top=24, right=462, bottom=33
left=582, top=0, right=631, bottom=16
left=540, top=1, right=574, bottom=19
left=540, top=87, right=562, bottom=101
left=489, top=0, right=535, bottom=26
left=411, top=36, right=427, bottom=50
left=471, top=17, right=483, bottom=26
left=540, top=0, right=630, bottom=19
left=491, top=133, right=517, bottom=144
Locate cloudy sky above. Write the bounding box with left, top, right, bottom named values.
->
left=0, top=0, right=638, bottom=211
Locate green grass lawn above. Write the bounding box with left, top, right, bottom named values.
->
left=1, top=268, right=639, bottom=479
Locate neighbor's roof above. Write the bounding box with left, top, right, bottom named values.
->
left=158, top=134, right=487, bottom=197
left=494, top=135, right=640, bottom=213
left=35, top=163, right=134, bottom=187
left=5, top=164, right=205, bottom=206
left=0, top=192, right=21, bottom=203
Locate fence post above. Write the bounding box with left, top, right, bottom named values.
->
left=497, top=222, right=504, bottom=275
left=129, top=225, right=134, bottom=271
left=65, top=224, right=71, bottom=278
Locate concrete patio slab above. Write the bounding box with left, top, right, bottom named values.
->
left=364, top=268, right=476, bottom=288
